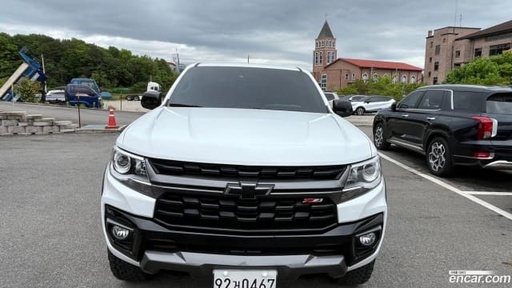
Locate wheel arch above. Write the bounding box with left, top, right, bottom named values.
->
left=424, top=128, right=453, bottom=152
left=355, top=106, right=366, bottom=115
left=373, top=116, right=390, bottom=137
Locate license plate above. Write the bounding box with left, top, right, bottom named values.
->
left=213, top=270, right=277, bottom=288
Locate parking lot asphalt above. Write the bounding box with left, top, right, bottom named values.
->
left=0, top=105, right=511, bottom=287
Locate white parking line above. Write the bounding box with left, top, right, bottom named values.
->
left=463, top=191, right=512, bottom=196
left=378, top=152, right=512, bottom=221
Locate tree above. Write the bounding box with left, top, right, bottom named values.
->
left=0, top=33, right=179, bottom=92
left=15, top=78, right=42, bottom=103
left=445, top=52, right=512, bottom=85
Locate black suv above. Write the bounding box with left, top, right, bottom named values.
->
left=373, top=84, right=512, bottom=177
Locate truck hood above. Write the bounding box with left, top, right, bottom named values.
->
left=117, top=107, right=375, bottom=166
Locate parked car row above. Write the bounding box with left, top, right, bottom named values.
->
left=373, top=84, right=512, bottom=177
left=351, top=95, right=395, bottom=115
left=323, top=92, right=396, bottom=116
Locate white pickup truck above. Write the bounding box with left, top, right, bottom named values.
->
left=101, top=64, right=387, bottom=286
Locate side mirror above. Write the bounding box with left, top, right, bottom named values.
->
left=141, top=90, right=162, bottom=110
left=332, top=99, right=353, bottom=117
left=391, top=103, right=397, bottom=111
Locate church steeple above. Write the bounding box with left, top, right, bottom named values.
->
left=313, top=20, right=337, bottom=82
left=317, top=20, right=334, bottom=39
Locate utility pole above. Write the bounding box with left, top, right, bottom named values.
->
left=41, top=54, right=47, bottom=102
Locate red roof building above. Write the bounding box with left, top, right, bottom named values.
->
left=312, top=21, right=423, bottom=91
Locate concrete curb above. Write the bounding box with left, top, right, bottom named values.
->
left=76, top=125, right=127, bottom=134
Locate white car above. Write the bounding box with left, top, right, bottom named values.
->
left=351, top=95, right=396, bottom=115
left=323, top=91, right=339, bottom=107
left=101, top=63, right=387, bottom=286
left=45, top=89, right=66, bottom=104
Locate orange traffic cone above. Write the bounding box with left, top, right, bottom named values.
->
left=106, top=108, right=119, bottom=129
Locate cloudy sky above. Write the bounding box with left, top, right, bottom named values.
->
left=1, top=0, right=511, bottom=70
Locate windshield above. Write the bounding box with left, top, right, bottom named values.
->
left=70, top=79, right=100, bottom=94
left=167, top=66, right=328, bottom=113
left=350, top=96, right=366, bottom=102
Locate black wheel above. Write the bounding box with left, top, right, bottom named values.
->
left=373, top=123, right=391, bottom=150
left=426, top=137, right=454, bottom=177
left=336, top=260, right=375, bottom=286
left=355, top=107, right=365, bottom=115
left=108, top=250, right=149, bottom=281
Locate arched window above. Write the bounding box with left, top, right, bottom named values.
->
left=315, top=52, right=319, bottom=65
left=373, top=73, right=378, bottom=80
left=401, top=75, right=407, bottom=83
left=392, top=76, right=398, bottom=83
left=319, top=52, right=323, bottom=65
left=410, top=75, right=416, bottom=84
left=362, top=73, right=369, bottom=81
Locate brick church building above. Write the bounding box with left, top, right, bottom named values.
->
left=312, top=21, right=423, bottom=91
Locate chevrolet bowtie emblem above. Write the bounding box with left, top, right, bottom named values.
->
left=225, top=183, right=274, bottom=199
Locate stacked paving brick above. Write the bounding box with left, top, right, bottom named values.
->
left=0, top=111, right=78, bottom=136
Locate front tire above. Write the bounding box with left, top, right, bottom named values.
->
left=355, top=107, right=365, bottom=115
left=108, top=250, right=148, bottom=281
left=336, top=260, right=375, bottom=286
left=426, top=137, right=454, bottom=177
left=374, top=123, right=391, bottom=150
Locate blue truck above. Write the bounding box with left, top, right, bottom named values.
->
left=70, top=78, right=112, bottom=100
left=45, top=82, right=103, bottom=108
left=65, top=83, right=103, bottom=108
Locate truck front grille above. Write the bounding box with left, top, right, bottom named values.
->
left=148, top=159, right=346, bottom=180
left=154, top=193, right=338, bottom=233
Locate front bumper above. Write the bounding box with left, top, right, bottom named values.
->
left=141, top=251, right=346, bottom=280
left=101, top=166, right=387, bottom=281
left=104, top=207, right=384, bottom=280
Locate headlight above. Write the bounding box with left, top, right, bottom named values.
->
left=113, top=151, right=131, bottom=174
left=342, top=156, right=382, bottom=201
left=111, top=147, right=147, bottom=177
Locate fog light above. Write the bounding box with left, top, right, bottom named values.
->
left=111, top=225, right=130, bottom=240
left=359, top=232, right=376, bottom=246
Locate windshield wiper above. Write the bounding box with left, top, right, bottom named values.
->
left=168, top=103, right=202, bottom=107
